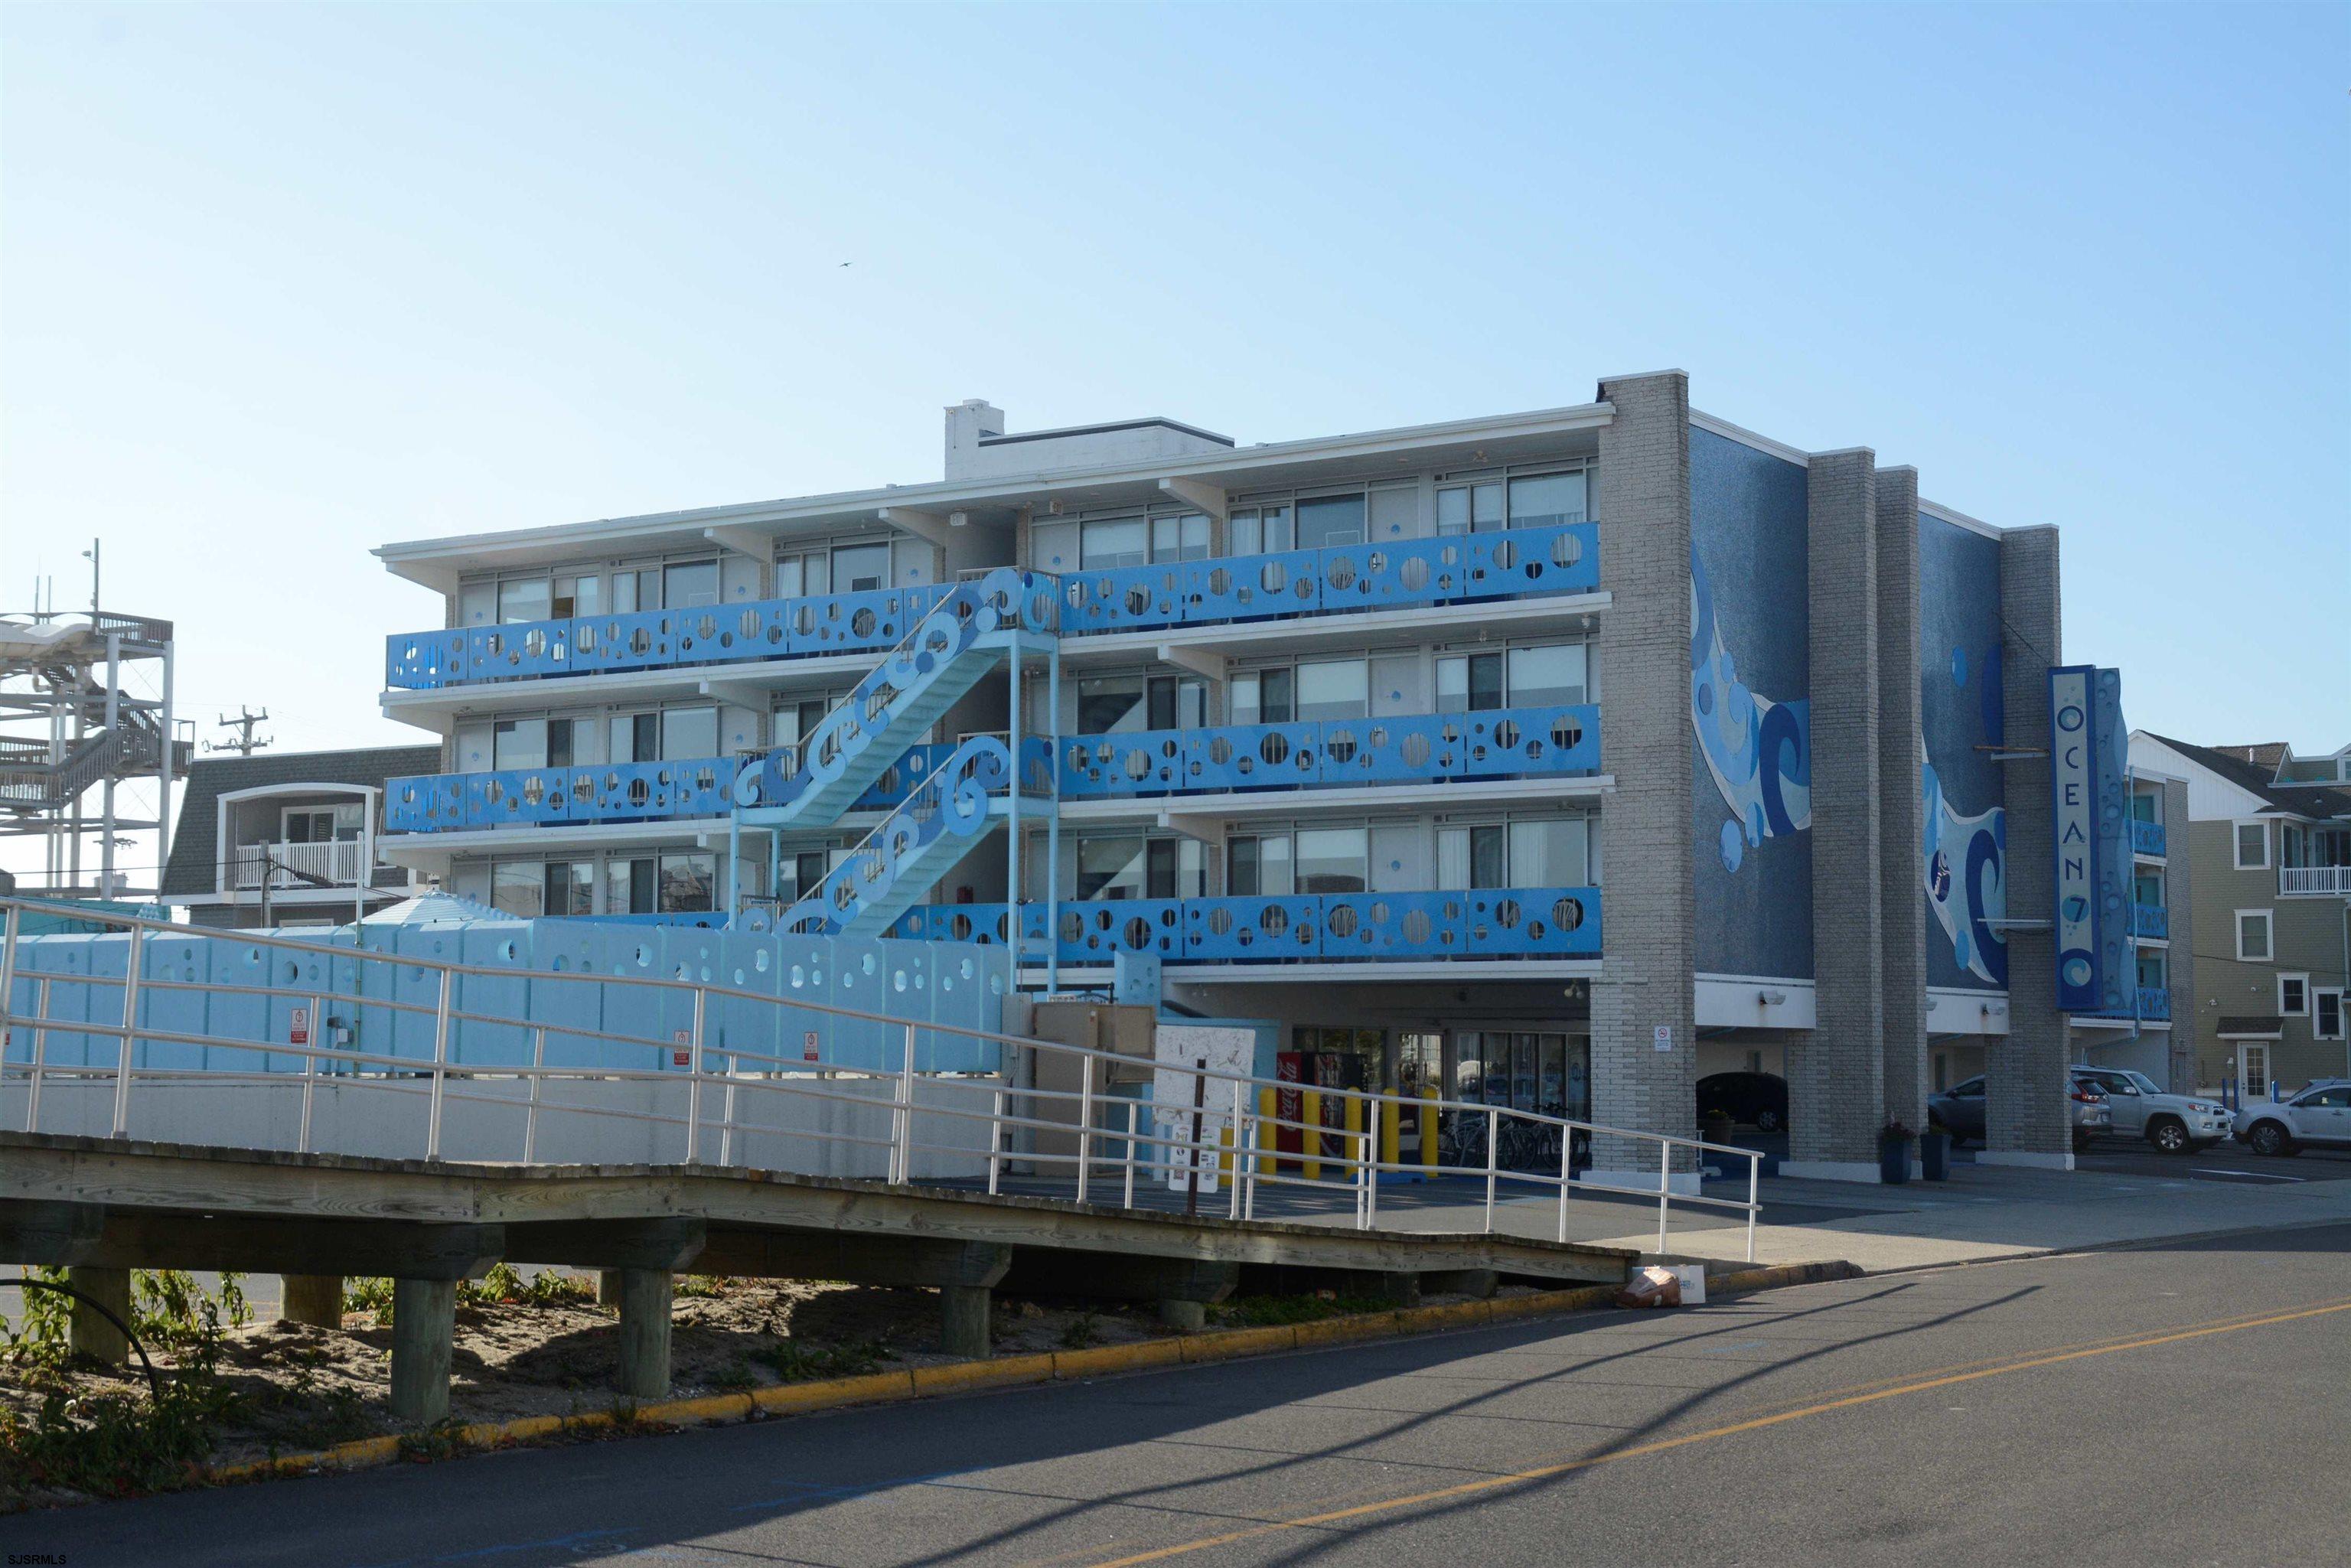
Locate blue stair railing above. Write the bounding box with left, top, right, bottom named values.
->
left=732, top=568, right=1057, bottom=827
left=752, top=735, right=1019, bottom=939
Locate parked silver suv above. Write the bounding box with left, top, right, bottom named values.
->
left=2234, top=1080, right=2351, bottom=1157
left=2069, top=1068, right=2232, bottom=1154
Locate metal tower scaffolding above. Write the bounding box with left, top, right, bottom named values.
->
left=0, top=609, right=188, bottom=898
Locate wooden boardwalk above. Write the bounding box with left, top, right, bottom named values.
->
left=0, top=1130, right=1633, bottom=1423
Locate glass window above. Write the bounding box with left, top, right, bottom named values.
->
left=604, top=857, right=656, bottom=916
left=1507, top=471, right=1587, bottom=529
left=657, top=852, right=715, bottom=913
left=1296, top=660, right=1368, bottom=722
left=831, top=542, right=891, bottom=593
left=546, top=717, right=578, bottom=769
left=1232, top=668, right=1295, bottom=727
left=545, top=860, right=594, bottom=917
left=2317, top=991, right=2345, bottom=1040
left=1229, top=506, right=1293, bottom=557
left=497, top=579, right=551, bottom=624
left=491, top=860, right=545, bottom=918
left=1295, top=494, right=1365, bottom=550
left=2237, top=911, right=2272, bottom=961
left=1471, top=483, right=1504, bottom=533
left=552, top=575, right=601, bottom=620
left=1152, top=513, right=1211, bottom=562
left=2281, top=976, right=2308, bottom=1015
left=1145, top=838, right=1206, bottom=899
left=2235, top=823, right=2268, bottom=868
left=1435, top=487, right=1470, bottom=536
left=1228, top=835, right=1293, bottom=897
left=664, top=560, right=720, bottom=609
left=492, top=718, right=547, bottom=771
left=1509, top=819, right=1589, bottom=887
left=1437, top=654, right=1504, bottom=713
left=611, top=571, right=641, bottom=614
left=1076, top=836, right=1146, bottom=901
left=659, top=706, right=719, bottom=761
left=1080, top=518, right=1148, bottom=570
left=1439, top=825, right=1506, bottom=890
left=1078, top=676, right=1147, bottom=735
left=1296, top=827, right=1367, bottom=894
left=1507, top=644, right=1587, bottom=707
left=608, top=712, right=660, bottom=765
left=1146, top=676, right=1205, bottom=731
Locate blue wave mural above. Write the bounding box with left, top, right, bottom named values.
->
left=1918, top=513, right=2008, bottom=992
left=1691, top=546, right=1811, bottom=875
left=1922, top=751, right=2007, bottom=986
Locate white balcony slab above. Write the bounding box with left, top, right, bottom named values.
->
left=1055, top=773, right=1613, bottom=825
left=1052, top=591, right=1612, bottom=669
left=1023, top=958, right=1601, bottom=986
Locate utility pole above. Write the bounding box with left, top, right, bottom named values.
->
left=214, top=708, right=272, bottom=758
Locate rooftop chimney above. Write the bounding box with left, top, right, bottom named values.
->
left=944, top=399, right=1006, bottom=480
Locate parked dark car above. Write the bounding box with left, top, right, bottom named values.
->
left=1930, top=1074, right=2109, bottom=1153
left=1696, top=1071, right=1786, bottom=1133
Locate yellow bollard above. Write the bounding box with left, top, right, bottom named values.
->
left=1218, top=1121, right=1234, bottom=1178
left=1420, top=1084, right=1439, bottom=1174
left=1302, top=1089, right=1322, bottom=1183
left=1257, top=1087, right=1278, bottom=1176
left=1381, top=1097, right=1401, bottom=1172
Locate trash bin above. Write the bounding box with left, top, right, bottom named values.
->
left=1918, top=1130, right=1951, bottom=1181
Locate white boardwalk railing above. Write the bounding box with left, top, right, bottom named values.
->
left=0, top=898, right=1760, bottom=1259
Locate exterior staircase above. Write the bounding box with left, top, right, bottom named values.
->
left=730, top=566, right=1057, bottom=940
left=732, top=568, right=1052, bottom=826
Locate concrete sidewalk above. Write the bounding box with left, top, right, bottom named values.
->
left=1302, top=1159, right=2351, bottom=1273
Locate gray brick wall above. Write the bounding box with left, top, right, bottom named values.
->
left=1589, top=371, right=1697, bottom=1177
left=2163, top=777, right=2196, bottom=1092
left=1990, top=526, right=2070, bottom=1159
left=1875, top=467, right=1929, bottom=1133
left=1794, top=449, right=1884, bottom=1166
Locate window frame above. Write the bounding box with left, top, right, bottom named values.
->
left=2314, top=988, right=2345, bottom=1042
left=2233, top=819, right=2271, bottom=870
left=2234, top=908, right=2274, bottom=963
left=2279, top=973, right=2310, bottom=1016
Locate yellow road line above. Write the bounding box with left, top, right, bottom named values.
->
left=1085, top=1296, right=2351, bottom=1566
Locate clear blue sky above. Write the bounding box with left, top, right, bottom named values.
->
left=2, top=2, right=2345, bottom=879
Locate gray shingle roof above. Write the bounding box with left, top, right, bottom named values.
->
left=2142, top=734, right=2351, bottom=822
left=161, top=745, right=443, bottom=898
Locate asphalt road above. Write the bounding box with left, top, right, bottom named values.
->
left=2073, top=1139, right=2351, bottom=1185
left=18, top=1224, right=2351, bottom=1567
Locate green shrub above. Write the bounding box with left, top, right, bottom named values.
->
left=751, top=1338, right=886, bottom=1383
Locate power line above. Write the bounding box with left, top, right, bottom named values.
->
left=209, top=706, right=272, bottom=757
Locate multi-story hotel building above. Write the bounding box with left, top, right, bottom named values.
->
left=373, top=370, right=2085, bottom=1182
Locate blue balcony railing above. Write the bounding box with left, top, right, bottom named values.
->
left=1058, top=705, right=1598, bottom=799
left=2082, top=986, right=2171, bottom=1024
left=386, top=757, right=735, bottom=833
left=391, top=702, right=1595, bottom=836
left=2131, top=819, right=2167, bottom=856
left=386, top=585, right=954, bottom=690
left=2129, top=902, right=2170, bottom=940
left=1056, top=523, right=1597, bottom=639
left=386, top=523, right=1601, bottom=693
left=892, top=886, right=1601, bottom=965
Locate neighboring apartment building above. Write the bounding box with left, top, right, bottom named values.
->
left=372, top=371, right=2092, bottom=1181
left=2131, top=735, right=2351, bottom=1100
left=159, top=747, right=435, bottom=928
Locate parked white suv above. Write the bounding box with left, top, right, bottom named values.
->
left=2234, top=1081, right=2351, bottom=1157
left=2069, top=1068, right=2232, bottom=1154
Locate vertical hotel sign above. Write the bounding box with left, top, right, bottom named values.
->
left=2049, top=665, right=2130, bottom=1014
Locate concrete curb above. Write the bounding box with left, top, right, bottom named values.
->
left=206, top=1259, right=1860, bottom=1488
